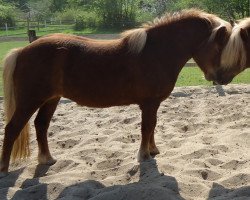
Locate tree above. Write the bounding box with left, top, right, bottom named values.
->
left=50, top=0, right=68, bottom=12
left=27, top=0, right=53, bottom=21
left=0, top=1, right=16, bottom=26
left=93, top=0, right=138, bottom=28
left=2, top=0, right=29, bottom=11
left=175, top=0, right=250, bottom=20
left=201, top=0, right=249, bottom=19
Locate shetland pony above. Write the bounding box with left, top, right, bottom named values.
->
left=0, top=9, right=232, bottom=176
left=219, top=18, right=250, bottom=83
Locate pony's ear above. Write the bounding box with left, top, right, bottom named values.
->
left=215, top=26, right=227, bottom=44
left=240, top=28, right=248, bottom=42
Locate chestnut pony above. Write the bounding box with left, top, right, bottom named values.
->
left=0, top=10, right=232, bottom=176
left=219, top=18, right=250, bottom=83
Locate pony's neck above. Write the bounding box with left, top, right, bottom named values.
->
left=146, top=18, right=211, bottom=67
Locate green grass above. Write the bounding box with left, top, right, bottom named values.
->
left=0, top=41, right=250, bottom=96
left=0, top=67, right=2, bottom=96
left=0, top=41, right=29, bottom=96
left=230, top=68, right=250, bottom=84
left=0, top=26, right=120, bottom=38
left=0, top=25, right=74, bottom=37
left=176, top=67, right=212, bottom=87
left=0, top=41, right=28, bottom=61
left=176, top=67, right=250, bottom=87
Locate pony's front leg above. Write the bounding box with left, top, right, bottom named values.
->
left=138, top=100, right=160, bottom=162
left=149, top=133, right=160, bottom=156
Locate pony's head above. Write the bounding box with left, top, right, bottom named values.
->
left=218, top=18, right=250, bottom=84
left=192, top=13, right=232, bottom=84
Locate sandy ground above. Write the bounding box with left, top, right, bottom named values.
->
left=0, top=84, right=250, bottom=200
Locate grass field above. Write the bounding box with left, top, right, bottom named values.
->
left=176, top=67, right=250, bottom=87
left=0, top=40, right=250, bottom=96
left=0, top=26, right=121, bottom=38
left=0, top=25, right=74, bottom=37
left=0, top=41, right=28, bottom=61
left=0, top=41, right=29, bottom=96
left=0, top=67, right=2, bottom=96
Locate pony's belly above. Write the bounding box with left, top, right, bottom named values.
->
left=64, top=93, right=137, bottom=108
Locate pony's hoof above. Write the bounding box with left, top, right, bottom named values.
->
left=38, top=155, right=57, bottom=166
left=45, top=158, right=57, bottom=166
left=149, top=147, right=160, bottom=156
left=137, top=149, right=152, bottom=162
left=0, top=172, right=8, bottom=178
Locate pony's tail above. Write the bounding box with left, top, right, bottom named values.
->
left=3, top=48, right=30, bottom=162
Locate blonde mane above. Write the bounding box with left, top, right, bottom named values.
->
left=121, top=28, right=147, bottom=53
left=122, top=9, right=230, bottom=54
left=144, top=9, right=214, bottom=28
left=221, top=19, right=249, bottom=69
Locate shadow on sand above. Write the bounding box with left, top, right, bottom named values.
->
left=0, top=164, right=50, bottom=200
left=1, top=160, right=250, bottom=199
left=0, top=168, right=24, bottom=200
left=214, top=85, right=226, bottom=96
left=0, top=160, right=184, bottom=200
left=57, top=159, right=184, bottom=200
left=208, top=182, right=250, bottom=200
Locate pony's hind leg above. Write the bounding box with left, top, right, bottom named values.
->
left=0, top=105, right=37, bottom=176
left=34, top=98, right=60, bottom=165
left=138, top=100, right=160, bottom=162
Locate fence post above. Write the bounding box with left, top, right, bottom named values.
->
left=28, top=30, right=37, bottom=43
left=44, top=20, right=47, bottom=28
left=37, top=20, right=40, bottom=31
left=27, top=18, right=30, bottom=32
left=5, top=23, right=8, bottom=36
left=27, top=11, right=30, bottom=32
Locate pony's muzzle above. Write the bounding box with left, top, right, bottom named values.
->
left=214, top=70, right=234, bottom=85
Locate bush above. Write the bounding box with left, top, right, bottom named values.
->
left=74, top=10, right=100, bottom=30
left=54, top=9, right=99, bottom=30
left=54, top=9, right=77, bottom=22
left=0, top=4, right=16, bottom=27
left=95, top=0, right=137, bottom=29
left=75, top=19, right=85, bottom=30
left=135, top=11, right=155, bottom=24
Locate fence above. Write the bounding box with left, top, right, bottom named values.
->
left=0, top=19, right=140, bottom=39
left=0, top=20, right=75, bottom=39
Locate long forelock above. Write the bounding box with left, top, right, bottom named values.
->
left=221, top=22, right=247, bottom=69
left=121, top=28, right=147, bottom=54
